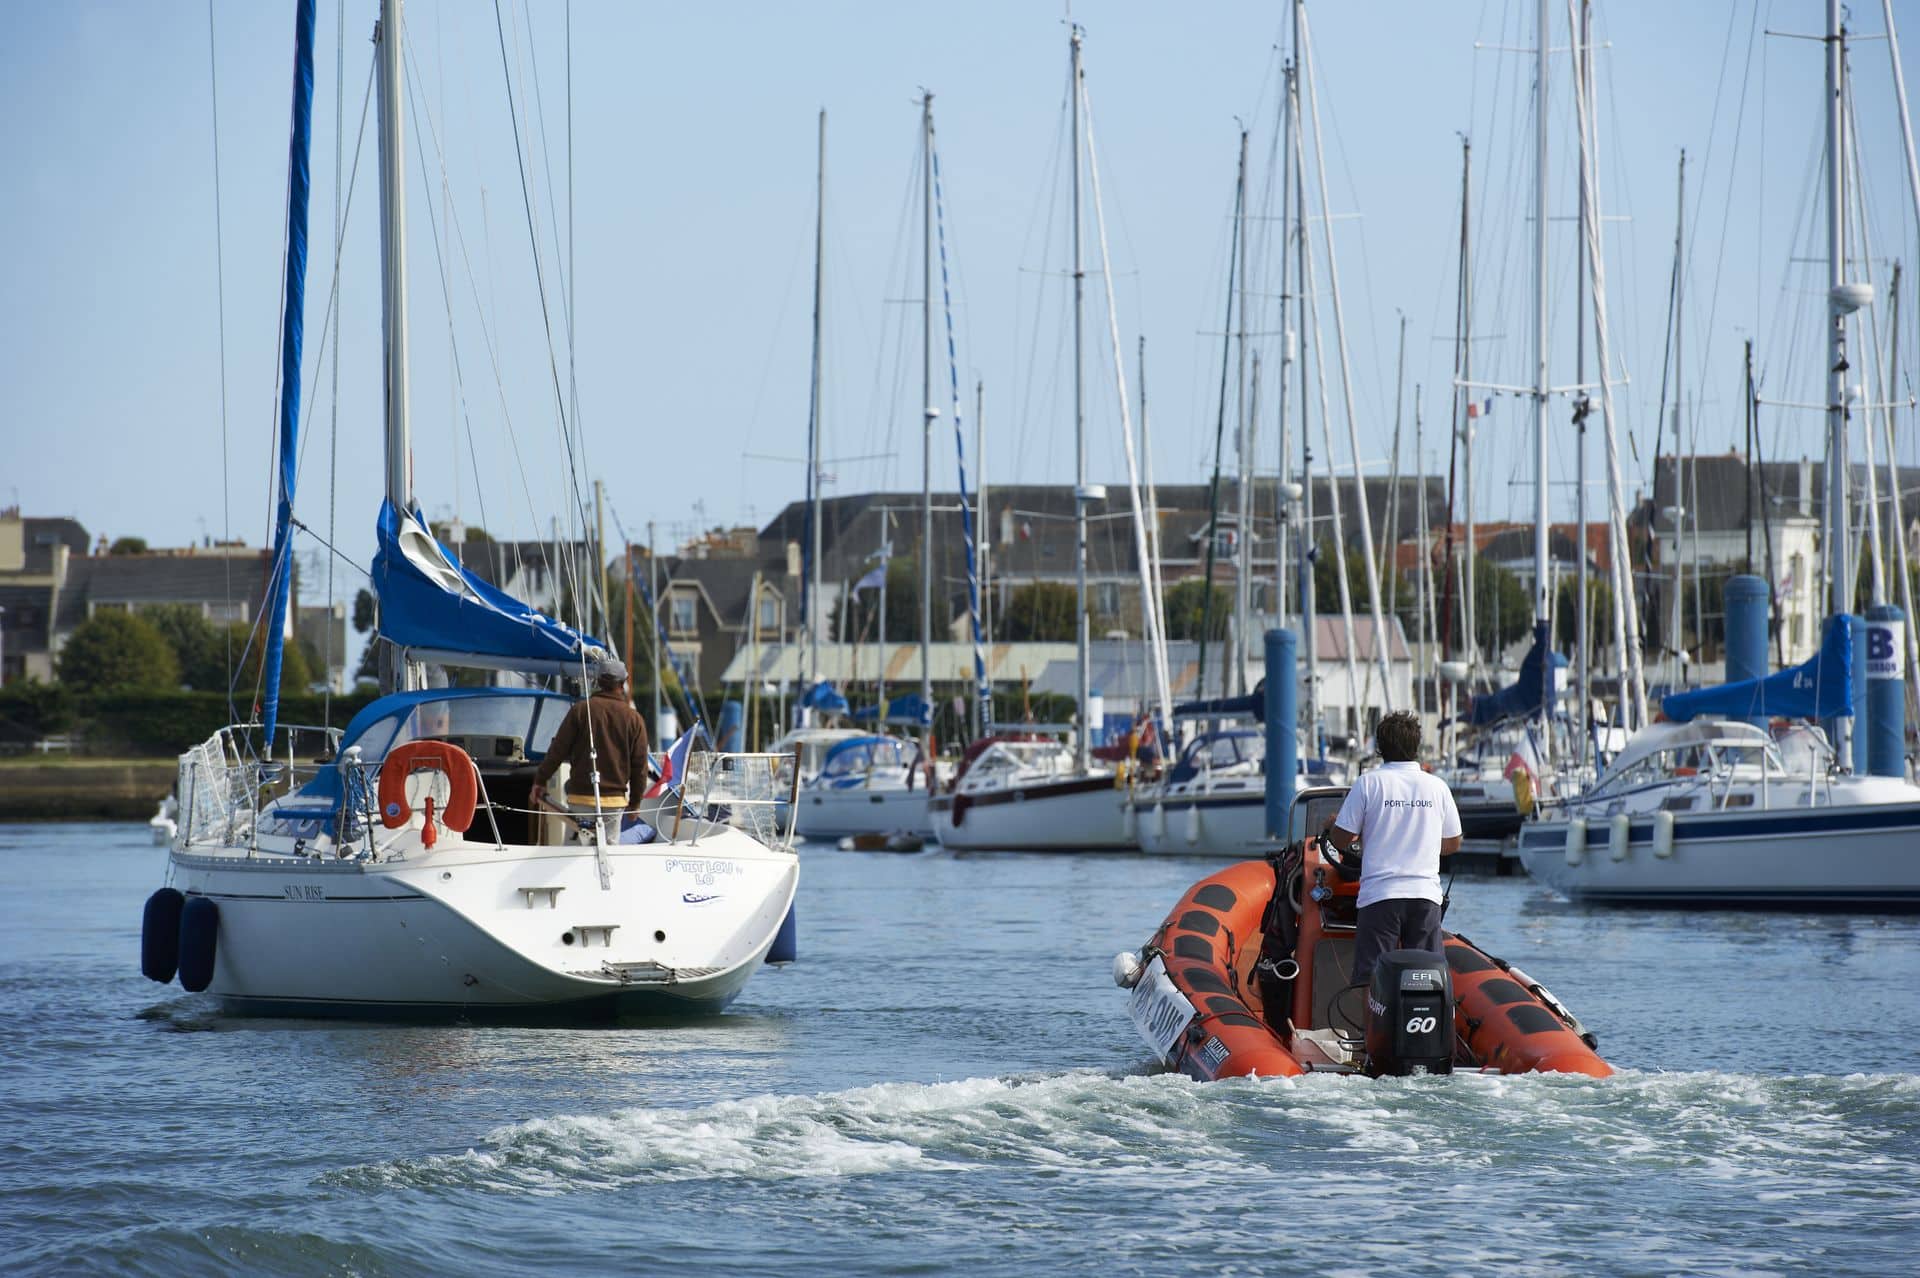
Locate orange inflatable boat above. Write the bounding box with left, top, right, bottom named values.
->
left=1114, top=787, right=1611, bottom=1080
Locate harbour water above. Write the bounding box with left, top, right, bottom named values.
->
left=5, top=822, right=1918, bottom=1275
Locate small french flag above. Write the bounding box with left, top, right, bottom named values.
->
left=645, top=723, right=700, bottom=798
left=1466, top=396, right=1494, bottom=419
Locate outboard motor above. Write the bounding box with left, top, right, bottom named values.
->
left=1363, top=949, right=1454, bottom=1077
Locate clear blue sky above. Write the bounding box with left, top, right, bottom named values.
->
left=6, top=2, right=1918, bottom=610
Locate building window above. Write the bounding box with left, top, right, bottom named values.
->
left=757, top=594, right=780, bottom=633
left=1791, top=614, right=1805, bottom=648
left=1094, top=582, right=1120, bottom=618
left=670, top=594, right=698, bottom=635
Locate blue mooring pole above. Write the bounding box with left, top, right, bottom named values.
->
left=1723, top=574, right=1769, bottom=726
left=1850, top=616, right=1870, bottom=775
left=1865, top=604, right=1906, bottom=778
left=1264, top=628, right=1298, bottom=841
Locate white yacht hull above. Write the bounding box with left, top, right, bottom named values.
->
left=793, top=786, right=933, bottom=841
left=1132, top=790, right=1277, bottom=857
left=929, top=775, right=1134, bottom=852
left=1517, top=799, right=1920, bottom=908
left=167, top=825, right=798, bottom=1019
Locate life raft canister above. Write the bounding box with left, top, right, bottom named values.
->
left=377, top=741, right=480, bottom=840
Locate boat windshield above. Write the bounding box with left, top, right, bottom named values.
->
left=819, top=736, right=918, bottom=779
left=1168, top=731, right=1263, bottom=784
left=340, top=689, right=573, bottom=765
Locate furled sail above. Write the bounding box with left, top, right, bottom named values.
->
left=371, top=500, right=605, bottom=674
left=1661, top=614, right=1857, bottom=724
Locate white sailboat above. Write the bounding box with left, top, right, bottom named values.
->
left=139, top=0, right=798, bottom=1019
left=929, top=27, right=1160, bottom=852
left=1518, top=0, right=1920, bottom=908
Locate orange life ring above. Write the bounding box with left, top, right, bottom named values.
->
left=378, top=740, right=480, bottom=834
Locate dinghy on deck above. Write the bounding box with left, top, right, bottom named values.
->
left=1115, top=786, right=1610, bottom=1079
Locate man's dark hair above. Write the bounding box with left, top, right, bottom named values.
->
left=1375, top=710, right=1422, bottom=763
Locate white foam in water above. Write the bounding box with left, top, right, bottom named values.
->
left=339, top=1070, right=1240, bottom=1194
left=330, top=1064, right=1920, bottom=1274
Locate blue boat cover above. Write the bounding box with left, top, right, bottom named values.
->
left=371, top=499, right=605, bottom=671
left=1467, top=633, right=1569, bottom=726
left=1662, top=614, right=1857, bottom=723
left=801, top=681, right=849, bottom=715
left=852, top=691, right=933, bottom=726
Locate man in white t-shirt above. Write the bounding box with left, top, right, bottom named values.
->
left=1324, top=710, right=1463, bottom=987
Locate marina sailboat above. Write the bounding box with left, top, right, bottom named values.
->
left=1518, top=0, right=1920, bottom=908
left=929, top=27, right=1165, bottom=852
left=138, top=0, right=798, bottom=1018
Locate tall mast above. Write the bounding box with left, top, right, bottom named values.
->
left=1458, top=138, right=1476, bottom=675
left=1070, top=29, right=1091, bottom=772
left=1572, top=0, right=1593, bottom=772
left=1825, top=0, right=1855, bottom=765
left=1273, top=56, right=1295, bottom=632
left=805, top=109, right=826, bottom=699
left=376, top=0, right=412, bottom=693
left=920, top=93, right=938, bottom=752
left=377, top=0, right=410, bottom=515
left=1669, top=150, right=1688, bottom=685
left=1232, top=129, right=1254, bottom=696
left=1290, top=47, right=1318, bottom=756
left=1530, top=0, right=1552, bottom=756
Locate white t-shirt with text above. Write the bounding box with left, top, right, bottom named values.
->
left=1331, top=762, right=1462, bottom=908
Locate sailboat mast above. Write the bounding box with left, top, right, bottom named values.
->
left=1825, top=0, right=1856, bottom=766
left=1573, top=0, right=1593, bottom=773
left=1273, top=57, right=1295, bottom=633
left=1232, top=129, right=1253, bottom=697
left=1826, top=0, right=1852, bottom=622
left=921, top=92, right=937, bottom=752
left=1458, top=138, right=1476, bottom=675
left=1070, top=30, right=1091, bottom=772
left=806, top=109, right=826, bottom=700
left=377, top=0, right=411, bottom=517
left=1291, top=46, right=1318, bottom=757
left=1670, top=151, right=1688, bottom=686
left=1530, top=0, right=1552, bottom=762
left=376, top=0, right=413, bottom=694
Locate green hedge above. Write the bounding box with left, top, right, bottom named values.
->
left=0, top=686, right=379, bottom=757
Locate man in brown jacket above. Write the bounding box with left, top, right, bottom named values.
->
left=530, top=655, right=651, bottom=840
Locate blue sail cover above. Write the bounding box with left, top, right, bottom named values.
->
left=853, top=692, right=933, bottom=726
left=801, top=681, right=849, bottom=715
left=260, top=0, right=317, bottom=745
left=371, top=500, right=605, bottom=672
left=1467, top=631, right=1569, bottom=727
left=1662, top=613, right=1857, bottom=723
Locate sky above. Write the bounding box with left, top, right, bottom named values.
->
left=7, top=1, right=1920, bottom=621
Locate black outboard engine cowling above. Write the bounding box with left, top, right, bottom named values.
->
left=1363, top=949, right=1454, bottom=1077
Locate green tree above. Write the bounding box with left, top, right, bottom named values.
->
left=1472, top=557, right=1532, bottom=653
left=1162, top=578, right=1230, bottom=641
left=216, top=622, right=312, bottom=697
left=108, top=536, right=148, bottom=555
left=351, top=588, right=376, bottom=635
left=57, top=611, right=180, bottom=693
left=829, top=559, right=921, bottom=643
left=1554, top=574, right=1615, bottom=652
left=143, top=604, right=226, bottom=690
left=1001, top=582, right=1079, bottom=641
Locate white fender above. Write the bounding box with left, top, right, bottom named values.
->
left=1653, top=809, right=1675, bottom=859
left=1122, top=801, right=1139, bottom=841
left=1151, top=803, right=1167, bottom=840
left=1565, top=816, right=1586, bottom=866
left=1609, top=812, right=1631, bottom=862
left=1183, top=802, right=1202, bottom=846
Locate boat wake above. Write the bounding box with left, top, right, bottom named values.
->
left=329, top=1067, right=1920, bottom=1210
